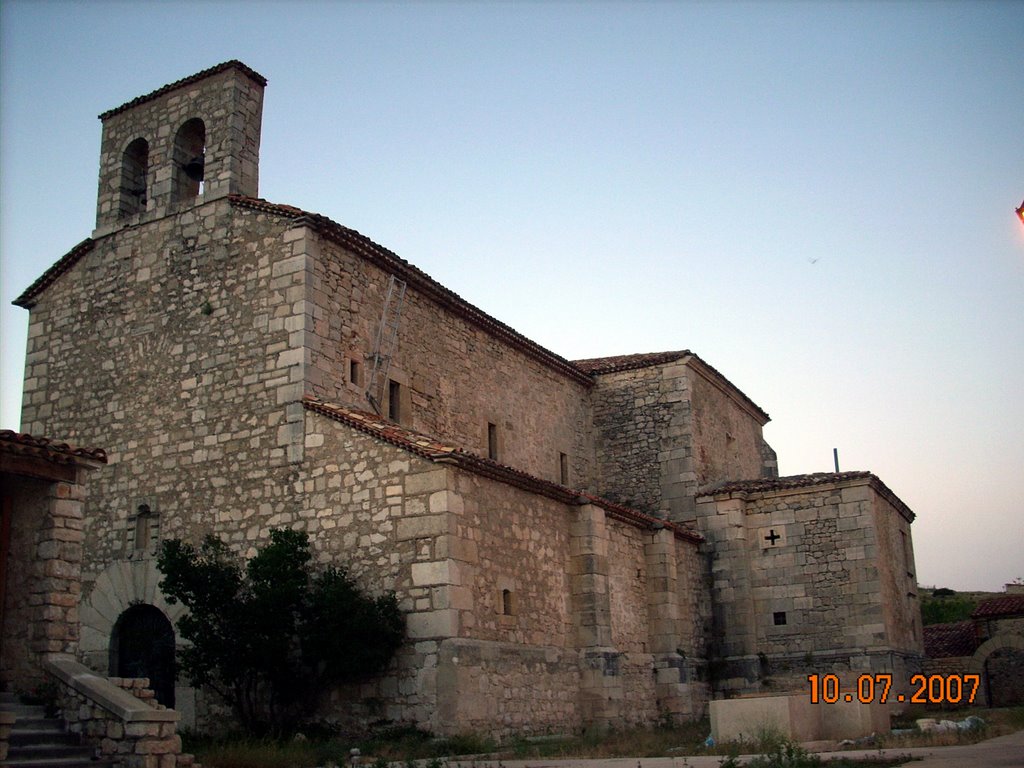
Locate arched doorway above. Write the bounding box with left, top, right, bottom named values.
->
left=968, top=633, right=1024, bottom=707
left=984, top=647, right=1024, bottom=707
left=109, top=604, right=176, bottom=707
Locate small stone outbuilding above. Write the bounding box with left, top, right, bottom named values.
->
left=924, top=595, right=1024, bottom=707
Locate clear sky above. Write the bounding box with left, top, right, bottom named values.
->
left=1, top=1, right=1021, bottom=591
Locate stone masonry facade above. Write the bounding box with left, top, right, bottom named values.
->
left=8, top=61, right=923, bottom=736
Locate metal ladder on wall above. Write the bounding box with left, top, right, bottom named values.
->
left=365, top=275, right=407, bottom=416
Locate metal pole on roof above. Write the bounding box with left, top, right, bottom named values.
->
left=833, top=448, right=840, bottom=473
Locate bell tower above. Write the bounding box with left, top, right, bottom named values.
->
left=93, top=60, right=266, bottom=234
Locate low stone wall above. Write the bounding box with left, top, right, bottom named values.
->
left=710, top=693, right=890, bottom=743
left=45, top=654, right=201, bottom=768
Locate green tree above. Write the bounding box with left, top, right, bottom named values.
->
left=158, top=529, right=404, bottom=735
left=920, top=588, right=976, bottom=626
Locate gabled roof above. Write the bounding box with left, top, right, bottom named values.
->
left=700, top=471, right=915, bottom=522
left=972, top=595, right=1024, bottom=619
left=0, top=430, right=107, bottom=465
left=98, top=60, right=267, bottom=120
left=303, top=396, right=702, bottom=544
left=13, top=239, right=95, bottom=308
left=923, top=620, right=977, bottom=658
left=574, top=351, right=690, bottom=374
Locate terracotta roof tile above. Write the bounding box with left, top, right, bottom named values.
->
left=303, top=396, right=702, bottom=544
left=923, top=621, right=978, bottom=658
left=573, top=351, right=690, bottom=374
left=98, top=60, right=267, bottom=120
left=972, top=595, right=1024, bottom=619
left=0, top=430, right=107, bottom=465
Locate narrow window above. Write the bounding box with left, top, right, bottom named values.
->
left=119, top=137, right=149, bottom=217
left=487, top=423, right=498, bottom=460
left=773, top=611, right=787, bottom=626
left=349, top=359, right=362, bottom=386
left=559, top=452, right=569, bottom=485
left=134, top=504, right=152, bottom=551
left=502, top=589, right=515, bottom=616
left=388, top=379, right=401, bottom=422
left=171, top=118, right=206, bottom=202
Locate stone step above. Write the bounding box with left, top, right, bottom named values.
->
left=1, top=758, right=115, bottom=768
left=6, top=741, right=96, bottom=761
left=9, top=727, right=79, bottom=746
left=0, top=703, right=48, bottom=720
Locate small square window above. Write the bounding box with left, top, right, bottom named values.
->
left=773, top=611, right=787, bottom=626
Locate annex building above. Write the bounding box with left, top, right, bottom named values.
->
left=3, top=61, right=924, bottom=736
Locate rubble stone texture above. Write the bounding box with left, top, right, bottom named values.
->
left=10, top=61, right=924, bottom=736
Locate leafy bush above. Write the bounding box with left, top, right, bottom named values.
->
left=920, top=590, right=976, bottom=625
left=158, top=529, right=404, bottom=735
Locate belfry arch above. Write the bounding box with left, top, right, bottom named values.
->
left=171, top=117, right=206, bottom=202
left=119, top=137, right=149, bottom=217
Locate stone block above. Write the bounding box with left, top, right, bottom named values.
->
left=405, top=469, right=449, bottom=495
left=406, top=609, right=458, bottom=639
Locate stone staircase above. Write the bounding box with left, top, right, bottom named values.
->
left=0, top=691, right=113, bottom=767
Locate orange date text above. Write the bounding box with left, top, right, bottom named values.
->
left=806, top=673, right=980, bottom=705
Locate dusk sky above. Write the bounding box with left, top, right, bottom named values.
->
left=1, top=1, right=1021, bottom=592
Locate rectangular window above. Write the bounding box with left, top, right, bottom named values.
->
left=487, top=423, right=499, bottom=460
left=349, top=359, right=361, bottom=386
left=388, top=380, right=401, bottom=422
left=773, top=611, right=787, bottom=626
left=559, top=452, right=569, bottom=485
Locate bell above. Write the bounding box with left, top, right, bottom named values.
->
left=182, top=155, right=205, bottom=182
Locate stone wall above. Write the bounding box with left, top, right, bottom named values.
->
left=21, top=200, right=307, bottom=570
left=591, top=364, right=678, bottom=515
left=0, top=470, right=87, bottom=693
left=687, top=362, right=772, bottom=488
left=870, top=490, right=921, bottom=652
left=590, top=358, right=772, bottom=522
left=303, top=232, right=594, bottom=487
left=696, top=476, right=922, bottom=695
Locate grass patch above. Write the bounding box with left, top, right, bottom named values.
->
left=187, top=706, right=1024, bottom=768
left=187, top=738, right=343, bottom=768
left=505, top=720, right=708, bottom=759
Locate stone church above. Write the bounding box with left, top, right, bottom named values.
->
left=3, top=61, right=924, bottom=735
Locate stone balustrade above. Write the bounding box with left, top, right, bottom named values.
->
left=44, top=654, right=201, bottom=768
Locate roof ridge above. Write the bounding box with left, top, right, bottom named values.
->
left=302, top=396, right=702, bottom=544
left=99, top=60, right=267, bottom=120
left=230, top=195, right=594, bottom=387
left=13, top=238, right=95, bottom=308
